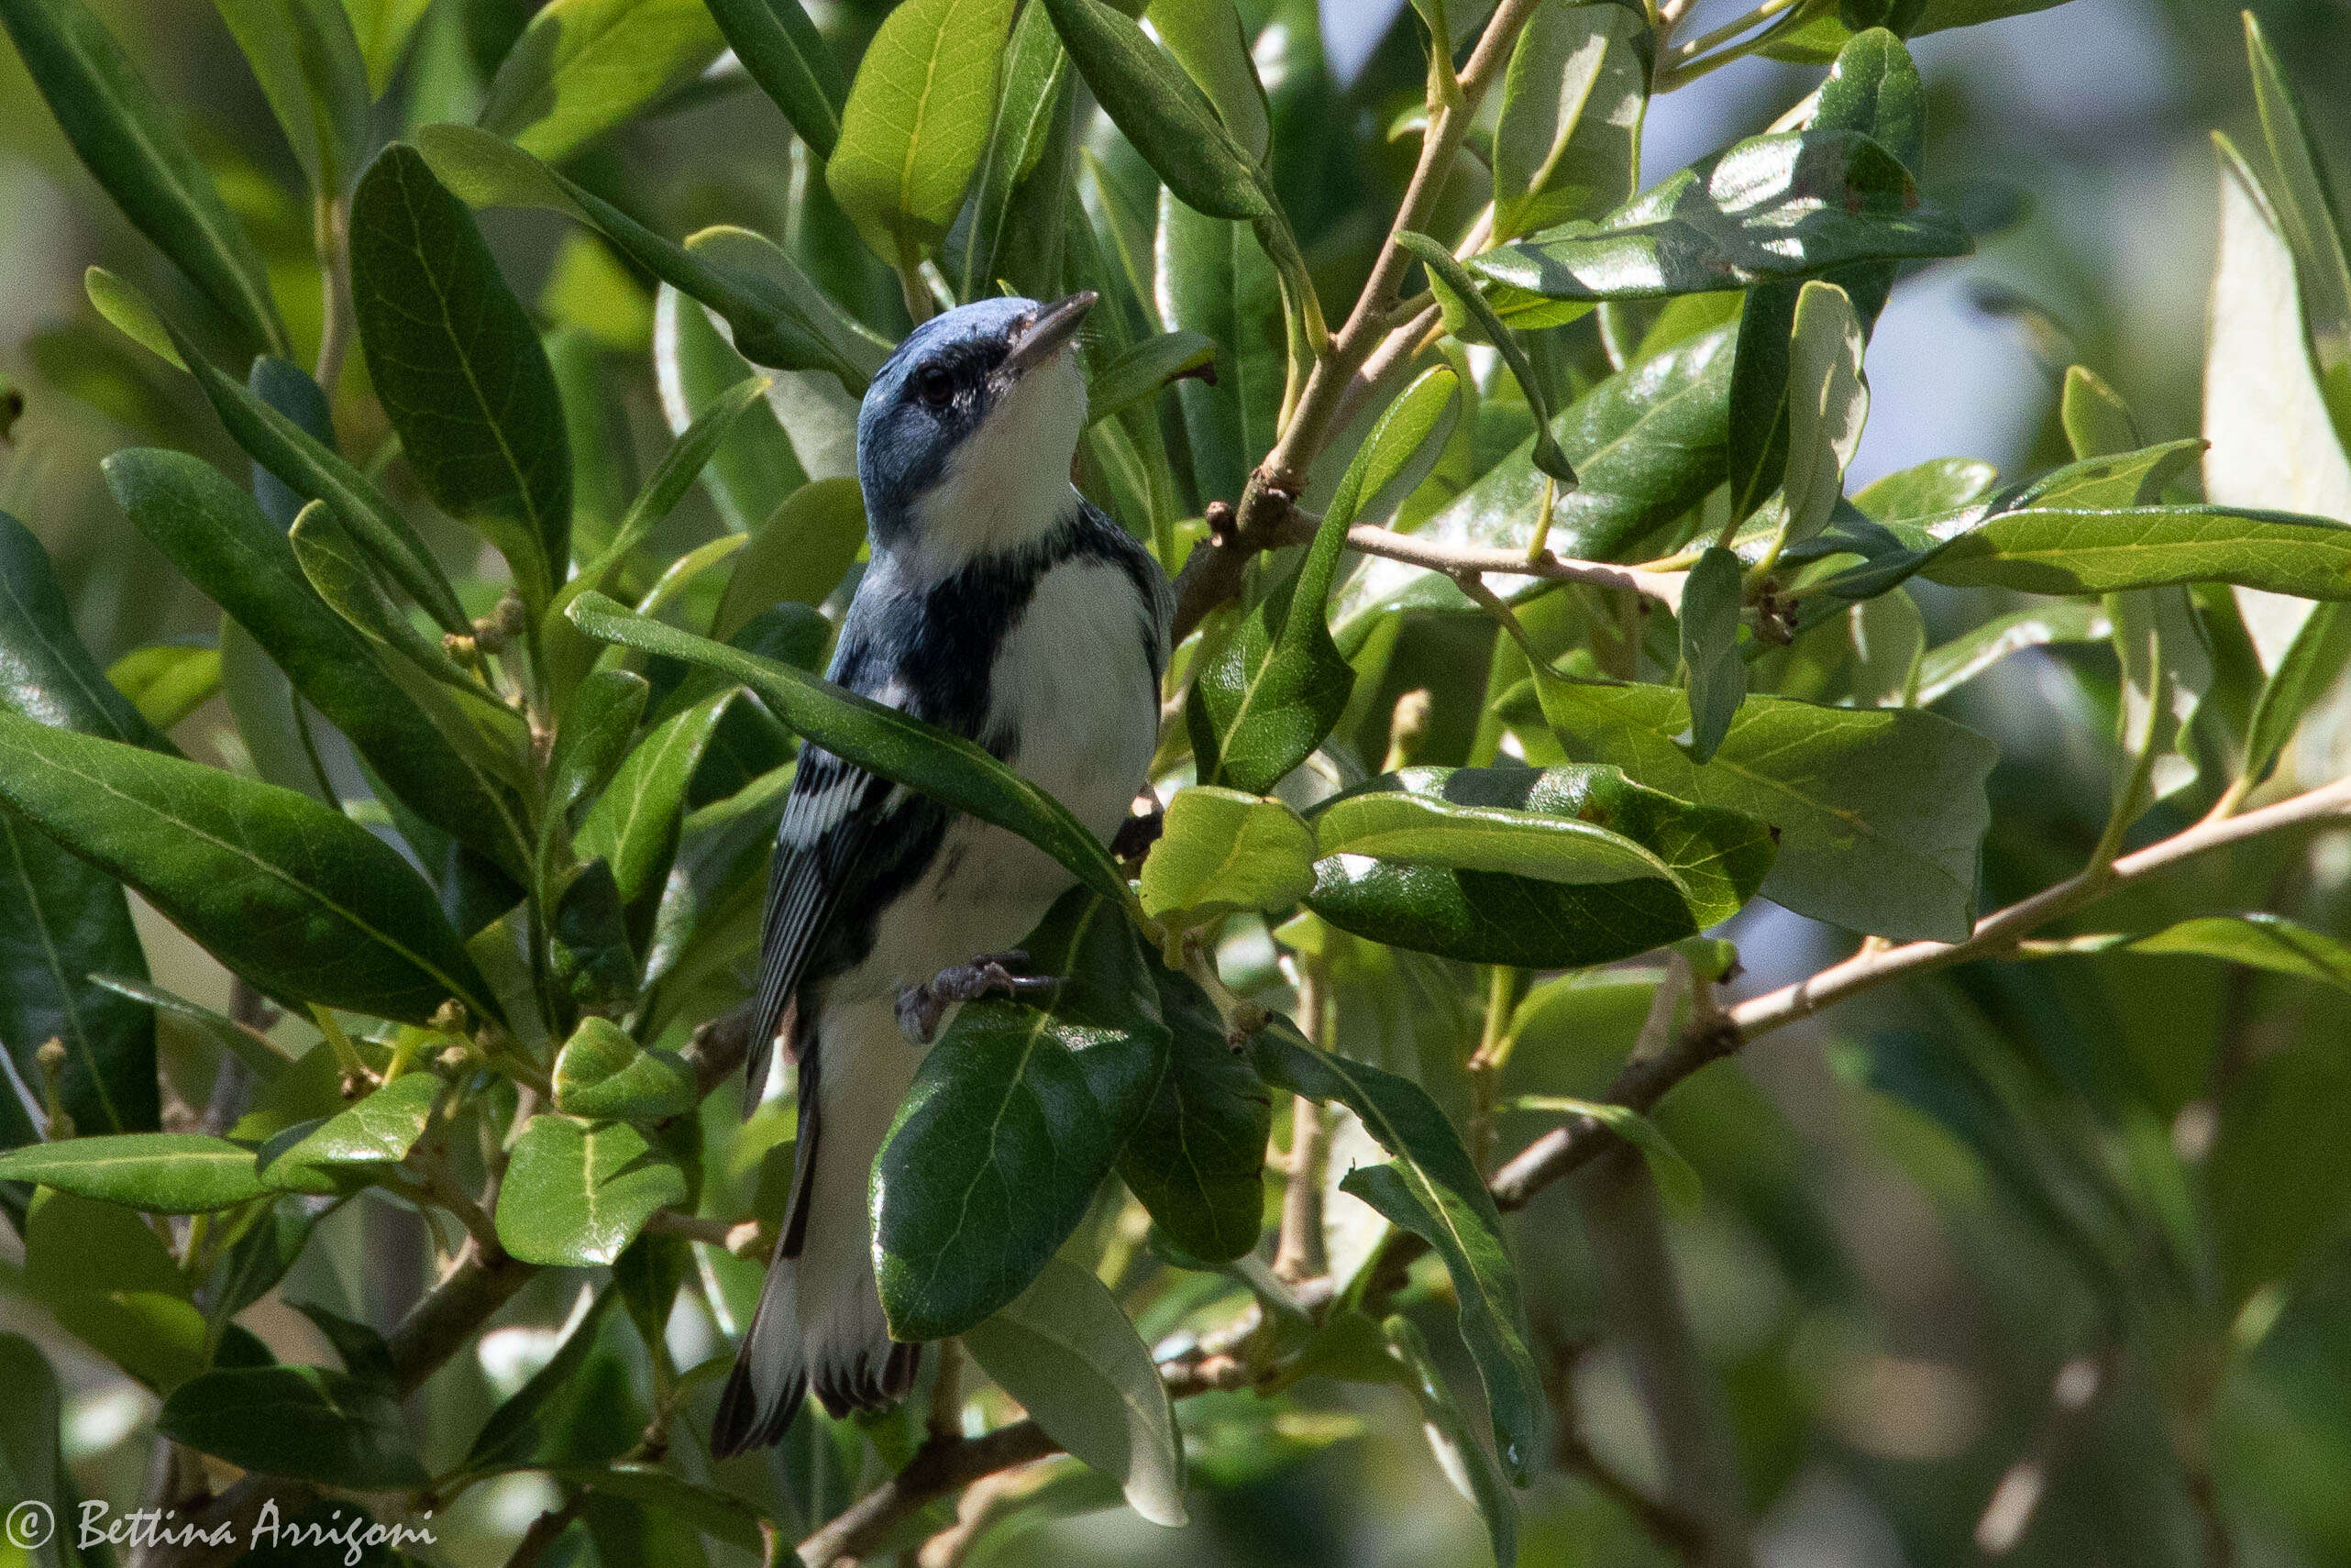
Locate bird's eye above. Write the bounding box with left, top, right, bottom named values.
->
left=916, top=367, right=955, bottom=409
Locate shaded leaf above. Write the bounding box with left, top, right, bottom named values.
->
left=552, top=1017, right=697, bottom=1120
left=480, top=0, right=727, bottom=162
left=1384, top=1314, right=1518, bottom=1568
left=702, top=0, right=845, bottom=157
left=159, top=1364, right=425, bottom=1487
left=1042, top=0, right=1269, bottom=222
left=712, top=477, right=866, bottom=638
left=1116, top=964, right=1269, bottom=1264
left=1493, top=0, right=1647, bottom=243
left=1676, top=546, right=1744, bottom=763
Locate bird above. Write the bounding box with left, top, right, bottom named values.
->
left=709, top=292, right=1173, bottom=1457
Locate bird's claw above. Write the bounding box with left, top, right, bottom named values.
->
left=895, top=950, right=1063, bottom=1043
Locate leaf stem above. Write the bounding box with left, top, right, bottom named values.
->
left=313, top=193, right=353, bottom=392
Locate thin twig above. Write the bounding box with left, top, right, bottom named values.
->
left=1972, top=1348, right=2119, bottom=1558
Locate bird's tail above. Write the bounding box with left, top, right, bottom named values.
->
left=712, top=999, right=920, bottom=1457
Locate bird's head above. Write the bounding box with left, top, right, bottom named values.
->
left=856, top=292, right=1096, bottom=571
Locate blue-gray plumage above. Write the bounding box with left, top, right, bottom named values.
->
left=711, top=293, right=1172, bottom=1457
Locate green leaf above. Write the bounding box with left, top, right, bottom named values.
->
left=1508, top=1095, right=1701, bottom=1216
left=1147, top=0, right=1268, bottom=161
left=1157, top=193, right=1286, bottom=503
left=1470, top=129, right=1968, bottom=318
left=964, top=1254, right=1187, bottom=1527
left=212, top=0, right=368, bottom=198
left=825, top=0, right=1016, bottom=263
left=1304, top=764, right=1772, bottom=968
left=875, top=889, right=1170, bottom=1340
left=414, top=123, right=888, bottom=391
left=259, top=1069, right=441, bottom=1193
left=466, top=1285, right=621, bottom=1468
left=0, top=0, right=289, bottom=354
left=1508, top=682, right=1995, bottom=941
left=1139, top=786, right=1317, bottom=930
left=0, top=708, right=498, bottom=1023
left=552, top=1016, right=697, bottom=1119
left=2241, top=602, right=2351, bottom=790
left=547, top=670, right=651, bottom=828
left=497, top=1115, right=688, bottom=1266
left=958, top=0, right=1075, bottom=299
left=566, top=593, right=1130, bottom=904
left=1333, top=324, right=1734, bottom=636
left=134, top=293, right=471, bottom=635
left=549, top=1463, right=767, bottom=1551
left=1312, top=779, right=1679, bottom=886
left=479, top=0, right=727, bottom=162
left=1116, top=964, right=1269, bottom=1264
left=702, top=0, right=845, bottom=157
left=1779, top=280, right=1869, bottom=548
left=577, top=690, right=736, bottom=906
left=352, top=145, right=574, bottom=605
left=1492, top=0, right=1647, bottom=243
left=1677, top=546, right=1745, bottom=763
left=712, top=477, right=866, bottom=638
left=1087, top=330, right=1217, bottom=429
left=1252, top=1019, right=1540, bottom=1484
left=0, top=1334, right=73, bottom=1568
left=1915, top=505, right=2351, bottom=600
left=2244, top=12, right=2351, bottom=448
left=18, top=1187, right=219, bottom=1391
left=1914, top=601, right=2112, bottom=707
left=90, top=972, right=293, bottom=1081
left=2042, top=913, right=2351, bottom=996
left=0, top=1132, right=270, bottom=1212
left=105, top=447, right=534, bottom=880
left=1042, top=0, right=1270, bottom=222
left=342, top=0, right=428, bottom=96
left=159, top=1364, right=425, bottom=1487
left=1384, top=1315, right=1518, bottom=1568
left=2202, top=131, right=2351, bottom=679
left=106, top=643, right=220, bottom=732
left=1188, top=366, right=1460, bottom=792
left=0, top=510, right=176, bottom=752
left=1398, top=233, right=1574, bottom=484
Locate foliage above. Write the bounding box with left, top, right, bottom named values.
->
left=2, top=1, right=2350, bottom=1565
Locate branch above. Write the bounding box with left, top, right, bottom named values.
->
left=1491, top=773, right=2351, bottom=1208
left=1264, top=508, right=1688, bottom=610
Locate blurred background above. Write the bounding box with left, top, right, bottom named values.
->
left=5, top=1, right=2351, bottom=1564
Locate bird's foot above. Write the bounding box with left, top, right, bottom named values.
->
left=895, top=950, right=1062, bottom=1043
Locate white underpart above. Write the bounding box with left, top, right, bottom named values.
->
left=896, top=347, right=1090, bottom=580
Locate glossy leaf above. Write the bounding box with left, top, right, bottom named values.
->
left=1511, top=682, right=1995, bottom=941
left=2244, top=12, right=2351, bottom=447
left=1189, top=366, right=1459, bottom=791
left=1042, top=0, right=1270, bottom=222
left=352, top=145, right=573, bottom=603
left=1304, top=764, right=1772, bottom=968
left=0, top=1132, right=270, bottom=1212
left=1677, top=545, right=1745, bottom=763
left=703, top=0, right=845, bottom=157
left=552, top=1017, right=697, bottom=1119
left=1471, top=129, right=1968, bottom=317
left=1087, top=330, right=1217, bottom=428
left=1385, top=1314, right=1518, bottom=1568
left=1917, top=505, right=2351, bottom=600
left=1140, top=786, right=1317, bottom=930
left=712, top=476, right=867, bottom=637
left=1253, top=1018, right=1540, bottom=1484
left=480, top=0, right=727, bottom=162
left=2202, top=132, right=2351, bottom=677
left=213, top=0, right=368, bottom=198
left=875, top=889, right=1170, bottom=1340
left=259, top=1069, right=441, bottom=1194
left=106, top=448, right=534, bottom=878
left=2045, top=913, right=2351, bottom=995
left=826, top=0, right=1015, bottom=263
left=0, top=510, right=175, bottom=752
left=577, top=690, right=736, bottom=906
left=964, top=1254, right=1187, bottom=1527
left=0, top=0, right=288, bottom=353
left=2242, top=602, right=2351, bottom=790
left=1780, top=280, right=1869, bottom=548
left=1400, top=233, right=1574, bottom=483
left=415, top=124, right=888, bottom=391
left=567, top=592, right=1130, bottom=902
left=1116, top=964, right=1270, bottom=1264
left=1147, top=0, right=1266, bottom=162
left=497, top=1115, right=688, bottom=1266
left=0, top=708, right=498, bottom=1022
left=159, top=1364, right=425, bottom=1487
left=1914, top=601, right=2112, bottom=707
left=1158, top=191, right=1285, bottom=504
left=547, top=670, right=651, bottom=829
left=1493, top=0, right=1646, bottom=243
left=958, top=0, right=1075, bottom=300
left=1313, top=780, right=1678, bottom=887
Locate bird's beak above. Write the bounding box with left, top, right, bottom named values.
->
left=1001, top=291, right=1096, bottom=380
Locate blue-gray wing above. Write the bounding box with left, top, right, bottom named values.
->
left=739, top=745, right=889, bottom=1119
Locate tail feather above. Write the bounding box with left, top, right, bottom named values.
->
left=712, top=998, right=920, bottom=1456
